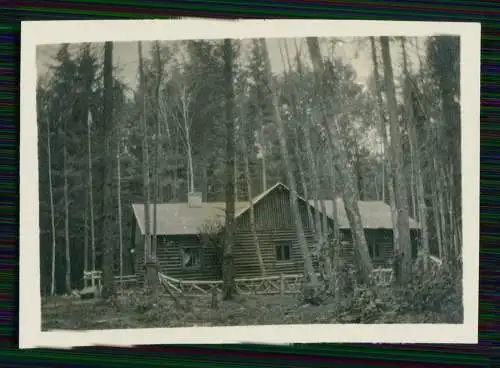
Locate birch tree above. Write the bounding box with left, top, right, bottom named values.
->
left=152, top=41, right=164, bottom=257
left=117, top=134, right=124, bottom=286
left=63, top=110, right=71, bottom=294
left=138, top=41, right=155, bottom=292
left=238, top=90, right=266, bottom=276
left=306, top=37, right=373, bottom=284
left=401, top=37, right=430, bottom=270
left=169, top=59, right=200, bottom=194
left=87, top=110, right=96, bottom=284
left=101, top=41, right=115, bottom=298
left=369, top=37, right=399, bottom=252
left=278, top=40, right=321, bottom=242
left=260, top=38, right=320, bottom=295
left=44, top=97, right=57, bottom=296
left=222, top=38, right=237, bottom=300
left=380, top=37, right=412, bottom=283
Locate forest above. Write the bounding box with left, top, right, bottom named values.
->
left=38, top=35, right=462, bottom=327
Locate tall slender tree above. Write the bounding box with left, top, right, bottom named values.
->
left=87, top=110, right=96, bottom=285
left=401, top=37, right=430, bottom=270
left=380, top=37, right=412, bottom=283
left=63, top=107, right=71, bottom=294
left=306, top=37, right=373, bottom=283
left=261, top=38, right=319, bottom=292
left=138, top=41, right=154, bottom=291
left=152, top=41, right=164, bottom=257
left=369, top=37, right=399, bottom=252
left=44, top=96, right=57, bottom=296
left=101, top=41, right=115, bottom=298
left=222, top=39, right=237, bottom=300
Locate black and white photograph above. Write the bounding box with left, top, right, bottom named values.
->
left=20, top=19, right=480, bottom=348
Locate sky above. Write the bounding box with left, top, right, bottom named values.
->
left=36, top=37, right=426, bottom=156
left=36, top=36, right=425, bottom=94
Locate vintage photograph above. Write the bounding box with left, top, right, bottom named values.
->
left=20, top=19, right=479, bottom=347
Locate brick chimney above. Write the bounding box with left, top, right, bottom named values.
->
left=188, top=191, right=203, bottom=207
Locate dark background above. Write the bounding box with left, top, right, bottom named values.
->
left=1, top=1, right=496, bottom=367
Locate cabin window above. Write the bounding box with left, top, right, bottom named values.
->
left=275, top=242, right=292, bottom=262
left=368, top=239, right=383, bottom=260
left=180, top=248, right=201, bottom=269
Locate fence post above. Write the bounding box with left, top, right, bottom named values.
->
left=280, top=273, right=284, bottom=296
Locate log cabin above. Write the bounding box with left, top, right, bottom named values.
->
left=307, top=199, right=421, bottom=266
left=130, top=182, right=420, bottom=282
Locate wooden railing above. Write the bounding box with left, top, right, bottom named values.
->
left=370, top=268, right=393, bottom=286
left=83, top=271, right=138, bottom=289
left=158, top=272, right=308, bottom=296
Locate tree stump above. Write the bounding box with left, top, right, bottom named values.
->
left=222, top=253, right=236, bottom=300
left=210, top=287, right=219, bottom=309
left=144, top=258, right=160, bottom=296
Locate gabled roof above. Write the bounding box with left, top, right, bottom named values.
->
left=132, top=182, right=420, bottom=236
left=132, top=201, right=248, bottom=236
left=308, top=199, right=420, bottom=229
left=133, top=182, right=306, bottom=236
left=235, top=182, right=292, bottom=218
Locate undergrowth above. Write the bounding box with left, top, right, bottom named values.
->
left=42, top=256, right=463, bottom=330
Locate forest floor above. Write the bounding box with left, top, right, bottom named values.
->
left=41, top=286, right=460, bottom=331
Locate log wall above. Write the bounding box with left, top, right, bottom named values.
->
left=134, top=231, right=220, bottom=283
left=131, top=184, right=421, bottom=282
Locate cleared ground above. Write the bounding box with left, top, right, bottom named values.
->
left=41, top=286, right=460, bottom=331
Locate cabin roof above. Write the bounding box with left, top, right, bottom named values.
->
left=132, top=201, right=249, bottom=236
left=308, top=199, right=420, bottom=230
left=132, top=182, right=419, bottom=236
left=132, top=182, right=292, bottom=236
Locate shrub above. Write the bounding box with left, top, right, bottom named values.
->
left=394, top=256, right=463, bottom=319
left=335, top=254, right=463, bottom=324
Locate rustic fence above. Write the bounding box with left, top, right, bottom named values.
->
left=158, top=272, right=314, bottom=296
left=83, top=271, right=138, bottom=289
left=82, top=255, right=443, bottom=296
left=370, top=267, right=393, bottom=286
left=158, top=268, right=395, bottom=296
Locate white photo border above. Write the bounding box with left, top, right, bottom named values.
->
left=20, top=19, right=480, bottom=349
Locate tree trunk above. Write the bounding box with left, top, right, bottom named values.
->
left=408, top=136, right=418, bottom=220
left=152, top=41, right=163, bottom=259
left=84, top=185, right=89, bottom=283
left=138, top=41, right=154, bottom=291
left=260, top=38, right=319, bottom=292
left=380, top=36, right=412, bottom=284
left=258, top=125, right=267, bottom=192
left=431, top=161, right=443, bottom=258
left=285, top=41, right=333, bottom=287
left=47, top=117, right=57, bottom=296
left=239, top=108, right=266, bottom=276
left=117, top=141, right=124, bottom=288
left=101, top=41, right=115, bottom=298
left=447, top=164, right=460, bottom=262
left=185, top=118, right=195, bottom=193
left=63, top=134, right=71, bottom=294
left=234, top=151, right=239, bottom=201
left=293, top=128, right=318, bottom=240
left=306, top=37, right=373, bottom=284
left=325, top=147, right=341, bottom=299
left=381, top=150, right=385, bottom=202
left=401, top=37, right=430, bottom=270
left=448, top=163, right=461, bottom=261
left=369, top=37, right=399, bottom=254
left=281, top=41, right=322, bottom=241
left=86, top=111, right=96, bottom=286
left=223, top=39, right=236, bottom=300
left=179, top=84, right=195, bottom=194
left=355, top=147, right=364, bottom=201
left=435, top=158, right=448, bottom=260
